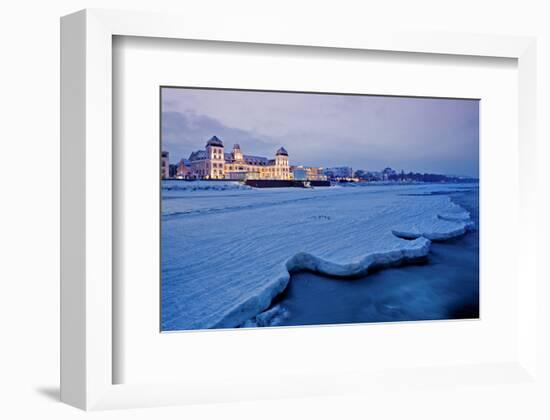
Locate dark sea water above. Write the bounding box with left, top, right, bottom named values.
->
left=275, top=188, right=480, bottom=326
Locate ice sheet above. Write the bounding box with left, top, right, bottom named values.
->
left=161, top=182, right=475, bottom=331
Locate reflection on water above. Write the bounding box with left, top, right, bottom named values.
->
left=276, top=188, right=479, bottom=326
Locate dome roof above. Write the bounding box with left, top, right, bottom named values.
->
left=276, top=146, right=288, bottom=156
left=206, top=136, right=224, bottom=147
left=233, top=144, right=241, bottom=149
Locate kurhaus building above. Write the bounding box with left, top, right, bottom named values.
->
left=188, top=136, right=291, bottom=180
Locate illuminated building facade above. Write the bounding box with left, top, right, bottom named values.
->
left=188, top=136, right=291, bottom=180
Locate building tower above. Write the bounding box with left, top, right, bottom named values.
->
left=205, top=136, right=225, bottom=179
left=275, top=147, right=290, bottom=179
left=232, top=144, right=243, bottom=162
left=161, top=151, right=169, bottom=179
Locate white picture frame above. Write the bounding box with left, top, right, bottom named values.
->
left=60, top=8, right=543, bottom=411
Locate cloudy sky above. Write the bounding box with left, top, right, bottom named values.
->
left=161, top=87, right=479, bottom=177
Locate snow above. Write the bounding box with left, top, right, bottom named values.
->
left=241, top=304, right=289, bottom=328
left=161, top=181, right=477, bottom=331
left=162, top=180, right=252, bottom=192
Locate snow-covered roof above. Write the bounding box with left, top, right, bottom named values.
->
left=189, top=150, right=207, bottom=161
left=191, top=147, right=279, bottom=165
left=244, top=155, right=269, bottom=165
left=225, top=153, right=270, bottom=165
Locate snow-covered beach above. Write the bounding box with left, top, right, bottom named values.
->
left=161, top=181, right=477, bottom=331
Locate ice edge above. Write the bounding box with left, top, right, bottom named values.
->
left=210, top=235, right=434, bottom=330
left=182, top=202, right=474, bottom=331
left=238, top=214, right=474, bottom=329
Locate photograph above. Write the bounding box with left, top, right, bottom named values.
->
left=160, top=87, right=480, bottom=332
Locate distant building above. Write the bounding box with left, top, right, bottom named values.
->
left=292, top=165, right=327, bottom=181
left=187, top=136, right=291, bottom=180
left=324, top=166, right=353, bottom=179
left=176, top=159, right=193, bottom=179
left=169, top=164, right=178, bottom=178
left=292, top=167, right=307, bottom=181
left=161, top=151, right=169, bottom=179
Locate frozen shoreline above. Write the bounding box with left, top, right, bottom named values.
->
left=161, top=181, right=477, bottom=331
left=258, top=188, right=480, bottom=328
